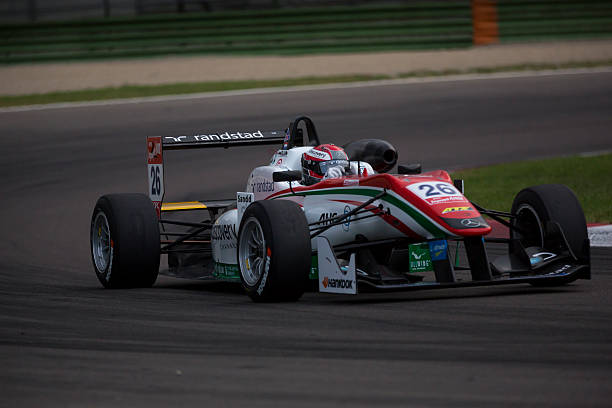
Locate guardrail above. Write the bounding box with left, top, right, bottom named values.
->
left=1, top=1, right=612, bottom=64
left=473, top=0, right=612, bottom=45
left=0, top=2, right=473, bottom=64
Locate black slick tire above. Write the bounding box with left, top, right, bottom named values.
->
left=237, top=200, right=311, bottom=302
left=510, top=184, right=588, bottom=286
left=90, top=193, right=160, bottom=288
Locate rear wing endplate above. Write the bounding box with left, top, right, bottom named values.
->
left=146, top=129, right=285, bottom=216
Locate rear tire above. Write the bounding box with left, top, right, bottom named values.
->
left=90, top=194, right=160, bottom=288
left=237, top=200, right=311, bottom=302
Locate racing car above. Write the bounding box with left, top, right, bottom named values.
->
left=90, top=116, right=590, bottom=302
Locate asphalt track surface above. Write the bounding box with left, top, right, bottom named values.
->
left=2, top=71, right=612, bottom=407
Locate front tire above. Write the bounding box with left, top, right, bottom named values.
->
left=237, top=200, right=311, bottom=302
left=510, top=184, right=588, bottom=286
left=90, top=193, right=160, bottom=288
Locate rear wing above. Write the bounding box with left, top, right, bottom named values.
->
left=162, top=130, right=285, bottom=150
left=147, top=129, right=286, bottom=216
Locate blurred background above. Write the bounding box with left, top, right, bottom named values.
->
left=2, top=0, right=612, bottom=64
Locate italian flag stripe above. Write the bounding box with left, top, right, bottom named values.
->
left=273, top=187, right=446, bottom=237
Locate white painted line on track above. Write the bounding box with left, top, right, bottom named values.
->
left=1, top=67, right=611, bottom=113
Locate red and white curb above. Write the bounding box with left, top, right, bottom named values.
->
left=487, top=220, right=612, bottom=247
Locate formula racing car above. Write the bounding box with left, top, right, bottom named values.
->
left=90, top=116, right=590, bottom=301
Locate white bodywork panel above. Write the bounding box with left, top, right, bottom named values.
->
left=303, top=194, right=403, bottom=251
left=317, top=236, right=357, bottom=294
left=211, top=209, right=238, bottom=265
left=211, top=146, right=379, bottom=274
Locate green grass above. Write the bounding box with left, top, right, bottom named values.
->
left=451, top=153, right=612, bottom=223
left=0, top=75, right=388, bottom=107
left=1, top=59, right=612, bottom=108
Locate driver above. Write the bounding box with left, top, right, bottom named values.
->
left=301, top=144, right=350, bottom=185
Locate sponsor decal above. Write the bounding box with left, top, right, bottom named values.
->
left=343, top=179, right=359, bottom=186
left=556, top=264, right=571, bottom=273
left=193, top=130, right=264, bottom=141
left=426, top=196, right=468, bottom=206
left=460, top=218, right=482, bottom=228
left=317, top=236, right=356, bottom=295
left=318, top=207, right=352, bottom=230
left=250, top=180, right=275, bottom=193
left=212, top=224, right=237, bottom=249
left=322, top=276, right=353, bottom=289
left=163, top=131, right=265, bottom=144
left=164, top=135, right=187, bottom=143
left=342, top=205, right=351, bottom=232
left=237, top=192, right=254, bottom=226
left=147, top=137, right=162, bottom=164
left=213, top=263, right=240, bottom=280
left=442, top=206, right=473, bottom=214
left=237, top=194, right=253, bottom=204
left=409, top=243, right=433, bottom=272
left=275, top=158, right=283, bottom=165
left=212, top=224, right=236, bottom=241
left=318, top=212, right=338, bottom=226
left=428, top=240, right=448, bottom=261
left=306, top=149, right=330, bottom=160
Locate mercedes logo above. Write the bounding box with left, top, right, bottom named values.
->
left=461, top=218, right=481, bottom=228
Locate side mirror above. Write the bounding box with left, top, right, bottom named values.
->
left=398, top=163, right=421, bottom=174
left=273, top=170, right=302, bottom=183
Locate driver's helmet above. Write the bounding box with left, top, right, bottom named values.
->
left=301, top=144, right=349, bottom=186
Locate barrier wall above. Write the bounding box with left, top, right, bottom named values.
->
left=1, top=1, right=611, bottom=64
left=0, top=2, right=472, bottom=63
left=473, top=0, right=612, bottom=45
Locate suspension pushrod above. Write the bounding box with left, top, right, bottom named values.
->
left=159, top=219, right=211, bottom=228
left=159, top=231, right=210, bottom=237
left=161, top=224, right=211, bottom=251
left=309, top=212, right=382, bottom=233
left=472, top=202, right=526, bottom=236
left=308, top=206, right=377, bottom=227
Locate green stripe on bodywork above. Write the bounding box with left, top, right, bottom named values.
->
left=275, top=187, right=445, bottom=237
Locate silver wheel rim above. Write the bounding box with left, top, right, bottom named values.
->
left=516, top=204, right=544, bottom=247
left=92, top=212, right=111, bottom=272
left=238, top=217, right=266, bottom=287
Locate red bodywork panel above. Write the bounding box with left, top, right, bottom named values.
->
left=269, top=170, right=491, bottom=238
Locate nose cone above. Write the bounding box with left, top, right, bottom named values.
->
left=440, top=215, right=491, bottom=231
left=432, top=206, right=492, bottom=236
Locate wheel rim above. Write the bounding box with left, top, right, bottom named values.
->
left=92, top=212, right=111, bottom=272
left=238, top=217, right=266, bottom=287
left=514, top=204, right=544, bottom=248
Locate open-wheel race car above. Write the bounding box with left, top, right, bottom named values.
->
left=90, top=116, right=591, bottom=301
